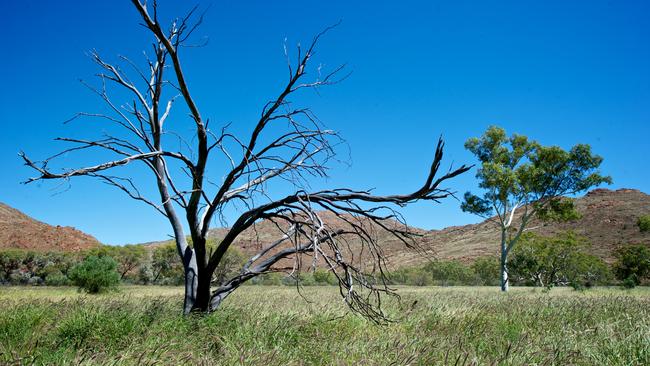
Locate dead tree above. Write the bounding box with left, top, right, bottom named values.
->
left=21, top=0, right=470, bottom=320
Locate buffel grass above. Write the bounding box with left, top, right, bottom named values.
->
left=0, top=286, right=648, bottom=365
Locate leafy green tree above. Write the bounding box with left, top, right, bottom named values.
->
left=211, top=245, right=246, bottom=286
left=471, top=256, right=500, bottom=286
left=151, top=243, right=184, bottom=285
left=612, top=244, right=650, bottom=287
left=567, top=254, right=612, bottom=289
left=0, top=250, right=26, bottom=283
left=68, top=256, right=120, bottom=293
left=508, top=232, right=610, bottom=289
left=461, top=126, right=611, bottom=291
left=424, top=260, right=474, bottom=286
left=637, top=215, right=650, bottom=232
left=89, top=245, right=146, bottom=281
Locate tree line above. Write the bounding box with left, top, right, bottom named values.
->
left=2, top=232, right=648, bottom=291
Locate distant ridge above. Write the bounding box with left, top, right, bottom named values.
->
left=401, top=188, right=650, bottom=266
left=143, top=188, right=650, bottom=269
left=0, top=203, right=100, bottom=252
left=6, top=188, right=647, bottom=266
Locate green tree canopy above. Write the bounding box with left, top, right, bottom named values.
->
left=613, top=244, right=650, bottom=286
left=508, top=231, right=611, bottom=289
left=461, top=126, right=611, bottom=291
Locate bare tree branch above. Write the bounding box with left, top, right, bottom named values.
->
left=21, top=1, right=469, bottom=321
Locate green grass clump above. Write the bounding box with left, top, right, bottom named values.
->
left=0, top=286, right=648, bottom=365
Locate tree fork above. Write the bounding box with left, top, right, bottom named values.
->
left=21, top=0, right=470, bottom=321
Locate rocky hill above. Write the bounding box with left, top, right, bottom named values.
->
left=9, top=188, right=646, bottom=266
left=0, top=203, right=100, bottom=252
left=168, top=188, right=644, bottom=269
left=395, top=188, right=650, bottom=266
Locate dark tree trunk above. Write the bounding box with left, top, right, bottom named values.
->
left=191, top=271, right=212, bottom=312
left=181, top=245, right=216, bottom=314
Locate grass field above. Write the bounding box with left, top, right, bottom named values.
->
left=1, top=286, right=648, bottom=365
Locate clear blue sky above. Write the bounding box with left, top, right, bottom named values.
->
left=1, top=0, right=648, bottom=245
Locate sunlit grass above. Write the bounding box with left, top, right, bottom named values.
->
left=1, top=285, right=648, bottom=365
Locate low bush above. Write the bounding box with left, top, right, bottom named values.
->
left=68, top=256, right=120, bottom=293
left=471, top=256, right=500, bottom=286
left=638, top=215, right=650, bottom=232
left=313, top=269, right=338, bottom=285
left=424, top=260, right=474, bottom=286
left=613, top=244, right=650, bottom=286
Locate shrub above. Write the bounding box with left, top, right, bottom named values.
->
left=151, top=242, right=184, bottom=285
left=638, top=215, right=650, bottom=232
left=280, top=273, right=317, bottom=286
left=45, top=272, right=70, bottom=286
left=8, top=270, right=31, bottom=285
left=68, top=256, right=120, bottom=293
left=27, top=276, right=43, bottom=286
left=613, top=244, right=650, bottom=286
left=508, top=231, right=610, bottom=289
left=389, top=267, right=433, bottom=286
left=0, top=250, right=79, bottom=285
left=251, top=272, right=283, bottom=285
left=471, top=257, right=500, bottom=286
left=408, top=268, right=434, bottom=286
left=424, top=260, right=474, bottom=286
left=297, top=273, right=316, bottom=286
left=621, top=275, right=638, bottom=289
left=313, top=269, right=337, bottom=285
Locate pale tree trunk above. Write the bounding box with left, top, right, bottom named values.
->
left=500, top=228, right=509, bottom=292
left=500, top=257, right=509, bottom=292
